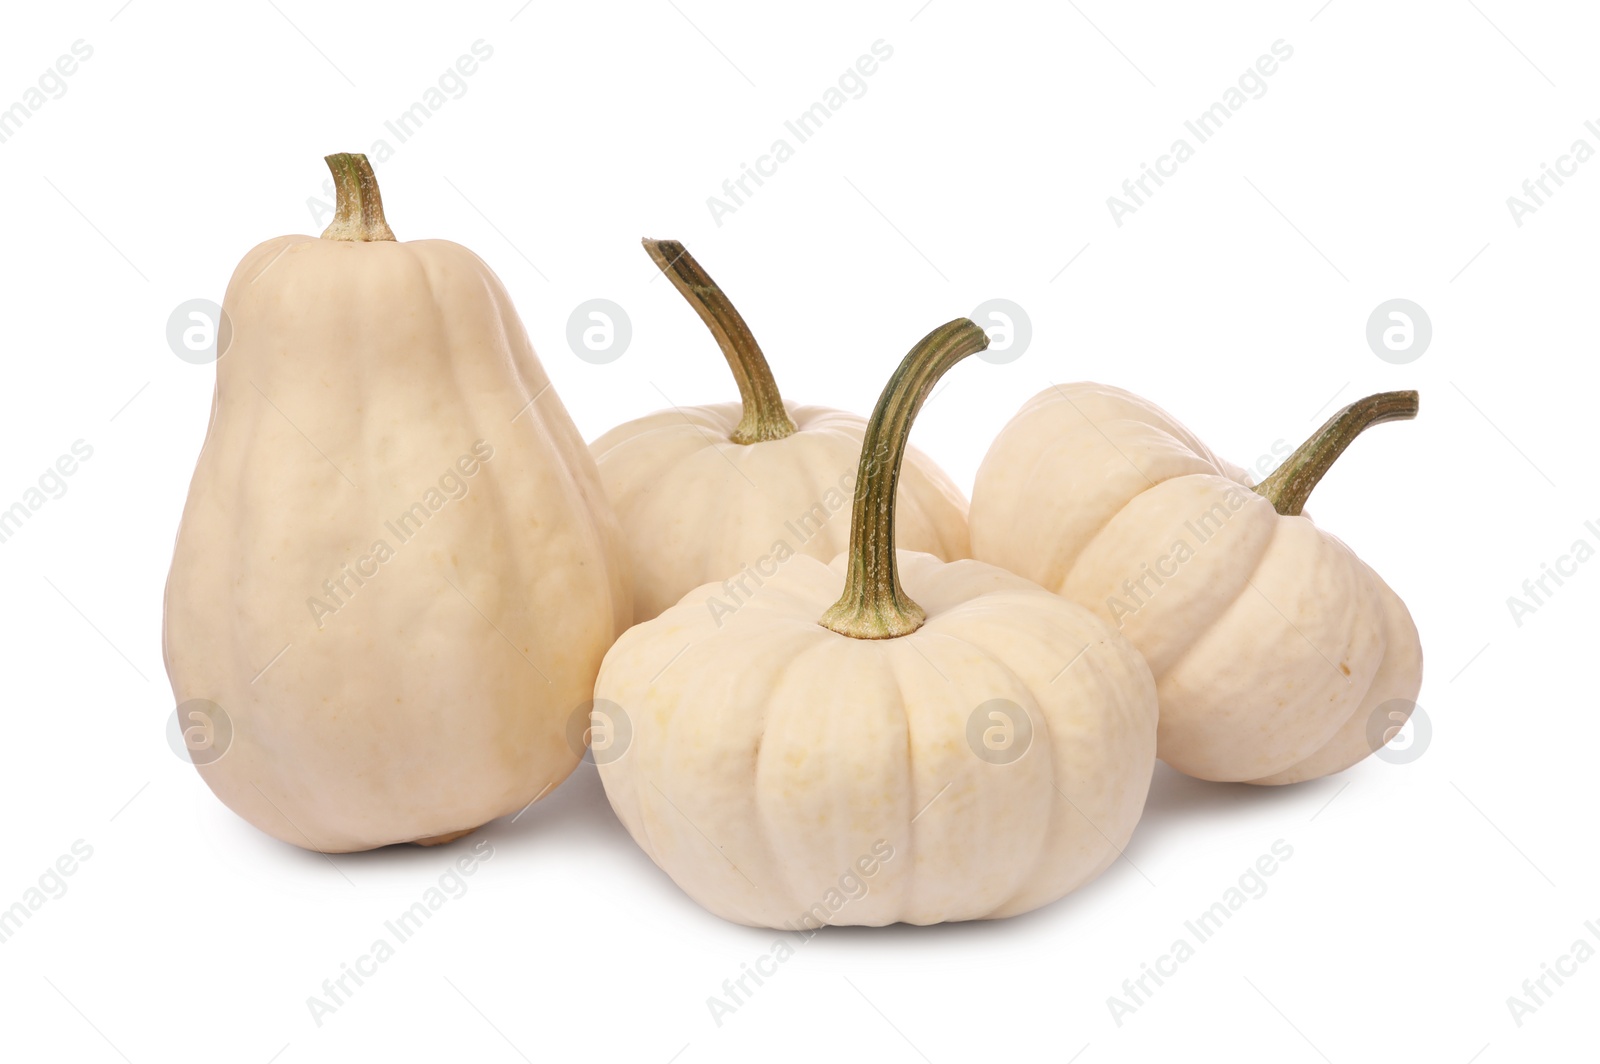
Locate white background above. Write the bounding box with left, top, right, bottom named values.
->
left=0, top=1, right=1593, bottom=1061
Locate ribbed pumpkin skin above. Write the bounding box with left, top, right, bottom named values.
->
left=592, top=401, right=970, bottom=625
left=969, top=382, right=1422, bottom=785
left=163, top=234, right=630, bottom=852
left=594, top=551, right=1157, bottom=928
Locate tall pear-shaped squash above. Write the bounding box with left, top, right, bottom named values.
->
left=163, top=154, right=629, bottom=852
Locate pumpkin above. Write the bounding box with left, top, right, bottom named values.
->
left=590, top=239, right=969, bottom=624
left=968, top=383, right=1422, bottom=785
left=593, top=320, right=1157, bottom=927
left=163, top=153, right=630, bottom=852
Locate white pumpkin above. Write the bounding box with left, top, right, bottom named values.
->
left=595, top=322, right=1157, bottom=927
left=969, top=382, right=1423, bottom=785
left=591, top=240, right=969, bottom=625
left=163, top=154, right=630, bottom=852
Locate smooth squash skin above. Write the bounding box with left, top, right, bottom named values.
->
left=969, top=383, right=1423, bottom=785
left=594, top=322, right=1157, bottom=928
left=163, top=154, right=630, bottom=852
left=591, top=240, right=969, bottom=625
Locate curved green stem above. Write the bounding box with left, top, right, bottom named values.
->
left=819, top=318, right=990, bottom=639
left=321, top=153, right=396, bottom=242
left=1254, top=390, right=1419, bottom=516
left=643, top=238, right=796, bottom=444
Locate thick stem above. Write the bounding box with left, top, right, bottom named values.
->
left=320, top=153, right=396, bottom=242
left=819, top=318, right=990, bottom=639
left=1254, top=390, right=1419, bottom=516
left=643, top=238, right=796, bottom=444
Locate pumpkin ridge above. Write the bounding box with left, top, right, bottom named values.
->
left=883, top=634, right=928, bottom=921
left=1161, top=518, right=1367, bottom=778
left=1137, top=493, right=1284, bottom=704
left=936, top=591, right=1137, bottom=917
left=645, top=636, right=767, bottom=927
left=877, top=616, right=1039, bottom=922
left=750, top=629, right=855, bottom=922
left=1009, top=414, right=1193, bottom=579
left=1280, top=535, right=1392, bottom=751
left=935, top=619, right=1058, bottom=919
left=1060, top=470, right=1263, bottom=639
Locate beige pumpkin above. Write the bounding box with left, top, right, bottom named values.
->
left=163, top=154, right=630, bottom=852
left=594, top=321, right=1157, bottom=927
left=969, top=382, right=1423, bottom=785
left=591, top=239, right=969, bottom=625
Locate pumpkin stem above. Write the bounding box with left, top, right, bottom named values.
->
left=643, top=239, right=796, bottom=444
left=819, top=318, right=989, bottom=640
left=1254, top=390, right=1419, bottom=516
left=321, top=153, right=396, bottom=242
